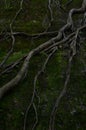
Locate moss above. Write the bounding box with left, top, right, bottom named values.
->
left=0, top=0, right=86, bottom=130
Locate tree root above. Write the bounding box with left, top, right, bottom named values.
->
left=0, top=0, right=86, bottom=130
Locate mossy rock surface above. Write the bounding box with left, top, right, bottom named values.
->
left=0, top=0, right=86, bottom=130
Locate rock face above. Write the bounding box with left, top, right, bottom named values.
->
left=0, top=0, right=86, bottom=130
